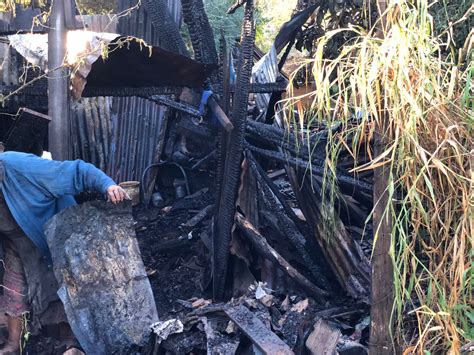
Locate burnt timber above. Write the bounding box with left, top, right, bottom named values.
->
left=0, top=1, right=379, bottom=354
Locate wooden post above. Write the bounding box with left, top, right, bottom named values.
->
left=369, top=2, right=396, bottom=350
left=369, top=129, right=395, bottom=354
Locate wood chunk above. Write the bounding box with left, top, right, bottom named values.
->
left=44, top=201, right=159, bottom=354
left=235, top=213, right=329, bottom=302
left=180, top=204, right=214, bottom=230
left=225, top=305, right=294, bottom=355
left=208, top=96, right=234, bottom=132
left=305, top=319, right=340, bottom=355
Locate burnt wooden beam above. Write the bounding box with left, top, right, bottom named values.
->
left=230, top=81, right=288, bottom=93
left=82, top=86, right=182, bottom=98
left=224, top=304, right=294, bottom=355
left=181, top=0, right=218, bottom=79
left=146, top=95, right=233, bottom=132
left=245, top=119, right=329, bottom=159
left=246, top=151, right=314, bottom=240
left=286, top=169, right=371, bottom=302
left=214, top=34, right=230, bottom=206
left=236, top=213, right=329, bottom=301
left=180, top=204, right=214, bottom=231
left=142, top=0, right=188, bottom=56
left=247, top=143, right=373, bottom=194
left=248, top=152, right=332, bottom=290
left=207, top=97, right=234, bottom=132
left=227, top=0, right=248, bottom=14
left=213, top=0, right=255, bottom=301
left=145, top=95, right=202, bottom=117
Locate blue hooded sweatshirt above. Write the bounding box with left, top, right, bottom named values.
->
left=0, top=152, right=116, bottom=254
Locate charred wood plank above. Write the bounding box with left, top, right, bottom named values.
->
left=234, top=159, right=260, bottom=296
left=248, top=152, right=332, bottom=290
left=246, top=151, right=305, bottom=233
left=247, top=143, right=373, bottom=194
left=217, top=32, right=227, bottom=99
left=181, top=0, right=218, bottom=70
left=213, top=0, right=256, bottom=301
left=207, top=97, right=234, bottom=132
left=230, top=81, right=288, bottom=93
left=305, top=319, right=340, bottom=355
left=142, top=0, right=188, bottom=55
left=227, top=0, right=248, bottom=14
left=146, top=95, right=202, bottom=117
left=82, top=86, right=182, bottom=98
left=180, top=204, right=214, bottom=230
left=236, top=213, right=328, bottom=301
left=224, top=304, right=294, bottom=355
left=245, top=119, right=328, bottom=159
left=286, top=169, right=371, bottom=302
left=214, top=35, right=231, bottom=212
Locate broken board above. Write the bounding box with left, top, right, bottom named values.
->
left=305, top=319, right=340, bottom=355
left=224, top=304, right=294, bottom=355
left=44, top=200, right=158, bottom=354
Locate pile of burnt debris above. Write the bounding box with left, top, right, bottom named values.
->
left=132, top=184, right=372, bottom=354
left=3, top=0, right=376, bottom=354
left=128, top=1, right=373, bottom=353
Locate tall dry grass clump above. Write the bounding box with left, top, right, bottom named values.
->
left=283, top=0, right=473, bottom=352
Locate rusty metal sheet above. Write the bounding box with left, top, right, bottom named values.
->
left=251, top=45, right=279, bottom=118
left=224, top=305, right=294, bottom=355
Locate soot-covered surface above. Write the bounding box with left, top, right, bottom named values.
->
left=22, top=184, right=370, bottom=354
left=134, top=195, right=213, bottom=317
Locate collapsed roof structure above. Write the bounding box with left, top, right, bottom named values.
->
left=0, top=0, right=375, bottom=353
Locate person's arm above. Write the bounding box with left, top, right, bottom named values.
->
left=11, top=154, right=128, bottom=203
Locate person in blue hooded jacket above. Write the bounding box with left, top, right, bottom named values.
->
left=0, top=143, right=128, bottom=354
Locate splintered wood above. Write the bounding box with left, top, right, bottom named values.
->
left=305, top=319, right=340, bottom=355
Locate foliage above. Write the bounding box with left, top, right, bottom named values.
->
left=283, top=0, right=473, bottom=352
left=254, top=0, right=297, bottom=51
left=203, top=0, right=298, bottom=52
left=203, top=0, right=244, bottom=46
left=76, top=0, right=116, bottom=15
left=430, top=0, right=473, bottom=51
left=0, top=0, right=115, bottom=14
left=0, top=0, right=44, bottom=13
left=294, top=0, right=377, bottom=57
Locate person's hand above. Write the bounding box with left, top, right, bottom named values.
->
left=107, top=185, right=131, bottom=204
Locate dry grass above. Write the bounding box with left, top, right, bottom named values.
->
left=283, top=0, right=473, bottom=352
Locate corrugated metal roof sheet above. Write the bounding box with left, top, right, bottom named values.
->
left=71, top=1, right=183, bottom=182
left=77, top=14, right=118, bottom=33
left=106, top=0, right=182, bottom=182
left=252, top=45, right=278, bottom=119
